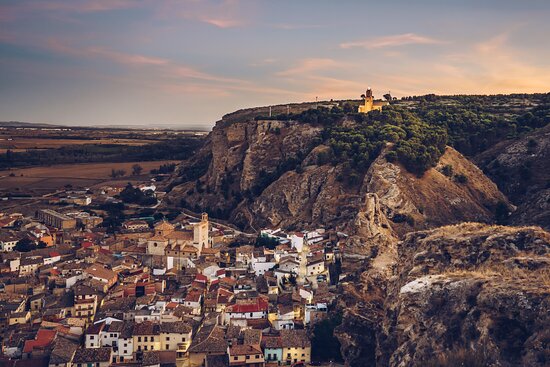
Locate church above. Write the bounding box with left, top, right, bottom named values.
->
left=146, top=213, right=210, bottom=258
left=358, top=88, right=389, bottom=114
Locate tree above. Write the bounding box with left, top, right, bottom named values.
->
left=441, top=164, right=454, bottom=177
left=119, top=183, right=157, bottom=206
left=311, top=313, right=344, bottom=362
left=454, top=173, right=468, bottom=184
left=132, top=164, right=143, bottom=176
left=255, top=234, right=279, bottom=250
left=110, top=169, right=126, bottom=178
left=15, top=238, right=36, bottom=252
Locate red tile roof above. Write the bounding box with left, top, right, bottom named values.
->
left=194, top=274, right=207, bottom=283
left=226, top=297, right=268, bottom=314
left=23, top=329, right=57, bottom=353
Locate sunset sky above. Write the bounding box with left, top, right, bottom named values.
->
left=1, top=0, right=550, bottom=129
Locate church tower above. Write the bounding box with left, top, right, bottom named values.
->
left=297, top=240, right=309, bottom=285
left=193, top=213, right=209, bottom=250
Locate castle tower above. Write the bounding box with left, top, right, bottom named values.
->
left=193, top=213, right=209, bottom=250
left=358, top=87, right=388, bottom=114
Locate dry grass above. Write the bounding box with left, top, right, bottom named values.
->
left=442, top=264, right=550, bottom=290
left=0, top=160, right=179, bottom=191
left=423, top=345, right=492, bottom=367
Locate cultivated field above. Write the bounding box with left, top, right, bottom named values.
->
left=0, top=137, right=157, bottom=152
left=0, top=160, right=179, bottom=193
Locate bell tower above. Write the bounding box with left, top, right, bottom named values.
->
left=193, top=213, right=209, bottom=250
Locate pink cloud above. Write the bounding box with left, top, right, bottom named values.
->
left=277, top=58, right=348, bottom=77
left=200, top=17, right=243, bottom=28
left=340, top=33, right=445, bottom=49
left=153, top=0, right=250, bottom=28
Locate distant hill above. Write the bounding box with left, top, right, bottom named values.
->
left=0, top=121, right=63, bottom=128
left=0, top=120, right=210, bottom=132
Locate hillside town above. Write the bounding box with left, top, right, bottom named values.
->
left=0, top=184, right=346, bottom=367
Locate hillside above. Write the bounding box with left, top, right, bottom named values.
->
left=165, top=93, right=550, bottom=234
left=475, top=124, right=550, bottom=230
left=336, top=223, right=550, bottom=366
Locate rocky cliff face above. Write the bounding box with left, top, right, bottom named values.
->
left=475, top=124, right=550, bottom=230
left=336, top=223, right=550, bottom=367
left=168, top=112, right=509, bottom=240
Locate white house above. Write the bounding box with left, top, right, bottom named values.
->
left=85, top=323, right=105, bottom=348
left=43, top=251, right=61, bottom=265
left=251, top=256, right=276, bottom=276
left=0, top=236, right=18, bottom=252
left=290, top=233, right=304, bottom=253
left=117, top=323, right=134, bottom=362
left=100, top=321, right=123, bottom=349
left=223, top=297, right=269, bottom=325
left=272, top=304, right=295, bottom=330
left=279, top=257, right=300, bottom=274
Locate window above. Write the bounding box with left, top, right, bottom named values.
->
left=90, top=335, right=94, bottom=339
left=246, top=356, right=250, bottom=360
left=182, top=337, right=185, bottom=342
left=166, top=337, right=170, bottom=341
left=144, top=346, right=148, bottom=351
left=144, top=336, right=148, bottom=342
left=233, top=357, right=238, bottom=361
left=138, top=337, right=142, bottom=342
left=166, top=344, right=169, bottom=350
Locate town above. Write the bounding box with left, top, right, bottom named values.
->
left=0, top=180, right=347, bottom=367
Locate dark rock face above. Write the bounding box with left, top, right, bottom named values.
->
left=337, top=224, right=550, bottom=367
left=476, top=124, right=550, bottom=230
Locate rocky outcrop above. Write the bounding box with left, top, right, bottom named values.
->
left=365, top=146, right=510, bottom=237
left=336, top=223, right=550, bottom=367
left=166, top=117, right=323, bottom=220
left=475, top=124, right=550, bottom=229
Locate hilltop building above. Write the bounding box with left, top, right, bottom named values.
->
left=358, top=88, right=389, bottom=114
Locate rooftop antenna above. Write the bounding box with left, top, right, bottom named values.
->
left=269, top=106, right=272, bottom=117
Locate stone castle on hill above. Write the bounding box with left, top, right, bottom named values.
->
left=358, top=87, right=389, bottom=113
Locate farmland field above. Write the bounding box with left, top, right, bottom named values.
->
left=0, top=160, right=179, bottom=193
left=0, top=137, right=157, bottom=152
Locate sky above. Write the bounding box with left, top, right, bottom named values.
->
left=1, top=0, right=550, bottom=130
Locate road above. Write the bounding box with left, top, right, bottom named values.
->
left=178, top=210, right=257, bottom=237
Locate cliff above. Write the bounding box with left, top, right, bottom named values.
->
left=167, top=112, right=509, bottom=240
left=475, top=124, right=550, bottom=230
left=336, top=223, right=550, bottom=367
